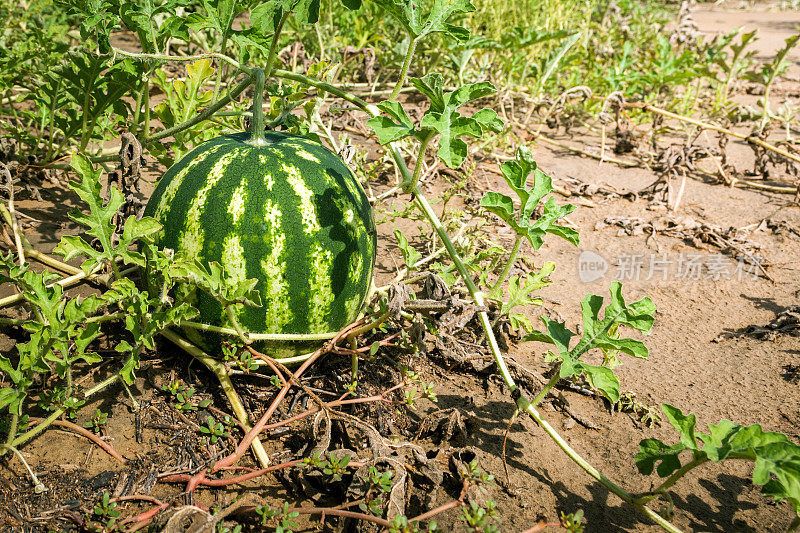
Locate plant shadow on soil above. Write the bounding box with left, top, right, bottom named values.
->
left=435, top=393, right=648, bottom=532
left=672, top=473, right=761, bottom=533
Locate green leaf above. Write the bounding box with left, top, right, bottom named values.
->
left=54, top=236, right=102, bottom=274
left=496, top=262, right=554, bottom=323
left=412, top=79, right=500, bottom=168
left=168, top=261, right=262, bottom=308
left=250, top=0, right=290, bottom=33
left=480, top=146, right=577, bottom=249
left=499, top=27, right=573, bottom=49
left=540, top=317, right=574, bottom=355
left=372, top=0, right=475, bottom=41
left=533, top=31, right=580, bottom=93
left=525, top=197, right=577, bottom=249
left=507, top=312, right=532, bottom=333
left=579, top=363, right=619, bottom=403
left=635, top=438, right=689, bottom=477
left=0, top=354, right=23, bottom=384
left=605, top=282, right=656, bottom=333
left=228, top=28, right=272, bottom=54
left=756, top=443, right=800, bottom=513
left=394, top=228, right=422, bottom=270
left=699, top=420, right=790, bottom=463
left=446, top=81, right=496, bottom=108
left=17, top=269, right=64, bottom=327
left=367, top=101, right=418, bottom=144
left=251, top=0, right=319, bottom=33
left=63, top=295, right=105, bottom=324
left=55, top=157, right=163, bottom=273
left=116, top=215, right=162, bottom=267
left=294, top=0, right=321, bottom=25
left=636, top=407, right=800, bottom=513
left=54, top=154, right=122, bottom=271
left=522, top=283, right=655, bottom=398
left=571, top=282, right=653, bottom=359
left=411, top=73, right=446, bottom=112
left=520, top=330, right=552, bottom=344
left=0, top=386, right=26, bottom=415
left=480, top=192, right=516, bottom=229
left=471, top=108, right=504, bottom=135
left=73, top=322, right=102, bottom=364
left=662, top=404, right=699, bottom=451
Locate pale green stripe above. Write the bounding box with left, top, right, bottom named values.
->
left=228, top=182, right=247, bottom=224
left=308, top=241, right=334, bottom=331
left=221, top=233, right=247, bottom=324
left=344, top=250, right=364, bottom=319
left=260, top=200, right=291, bottom=332
left=259, top=154, right=276, bottom=189
left=283, top=163, right=320, bottom=234
left=154, top=144, right=224, bottom=221
left=177, top=150, right=239, bottom=258
left=286, top=142, right=320, bottom=163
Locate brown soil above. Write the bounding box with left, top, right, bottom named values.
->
left=2, top=3, right=800, bottom=533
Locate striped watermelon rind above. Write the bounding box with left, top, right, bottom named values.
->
left=144, top=131, right=377, bottom=356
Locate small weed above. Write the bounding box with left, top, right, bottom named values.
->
left=359, top=466, right=394, bottom=516
left=461, top=500, right=501, bottom=532
left=200, top=415, right=230, bottom=443
left=462, top=459, right=495, bottom=486
left=83, top=409, right=109, bottom=434
left=92, top=492, right=121, bottom=529
left=161, top=381, right=212, bottom=412
left=560, top=509, right=585, bottom=532
left=254, top=502, right=299, bottom=532
left=322, top=454, right=351, bottom=482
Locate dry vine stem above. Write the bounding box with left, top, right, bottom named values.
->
left=519, top=99, right=798, bottom=195
left=627, top=102, right=800, bottom=167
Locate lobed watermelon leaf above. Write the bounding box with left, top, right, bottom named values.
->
left=54, top=154, right=161, bottom=274
left=168, top=261, right=262, bottom=310
left=0, top=254, right=110, bottom=414
left=372, top=0, right=475, bottom=42
left=523, top=281, right=654, bottom=403
left=368, top=75, right=503, bottom=169
left=490, top=261, right=554, bottom=333
left=636, top=404, right=800, bottom=513
left=251, top=0, right=326, bottom=33
left=105, top=277, right=199, bottom=384
left=481, top=145, right=579, bottom=249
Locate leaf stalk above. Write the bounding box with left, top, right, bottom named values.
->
left=390, top=37, right=419, bottom=101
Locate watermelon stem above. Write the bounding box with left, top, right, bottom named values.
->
left=411, top=186, right=682, bottom=531
left=147, top=74, right=254, bottom=145
left=248, top=69, right=267, bottom=146
left=273, top=69, right=379, bottom=116
left=390, top=36, right=419, bottom=102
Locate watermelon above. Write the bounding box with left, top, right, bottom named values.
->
left=144, top=130, right=376, bottom=356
